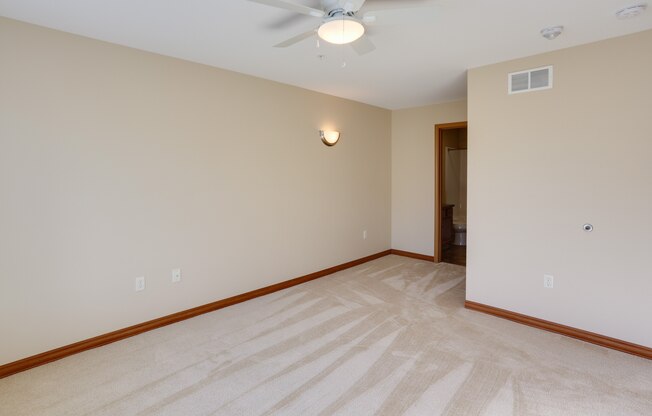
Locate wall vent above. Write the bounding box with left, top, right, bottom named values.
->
left=508, top=66, right=553, bottom=94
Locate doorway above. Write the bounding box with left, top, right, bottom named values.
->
left=435, top=122, right=468, bottom=266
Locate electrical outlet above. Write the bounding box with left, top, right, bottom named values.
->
left=172, top=268, right=182, bottom=283
left=544, top=274, right=554, bottom=289
left=135, top=276, right=145, bottom=292
left=363, top=230, right=367, bottom=240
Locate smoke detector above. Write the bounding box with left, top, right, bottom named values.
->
left=540, top=26, right=564, bottom=40
left=615, top=4, right=647, bottom=19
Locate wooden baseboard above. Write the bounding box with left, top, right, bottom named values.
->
left=0, top=249, right=392, bottom=379
left=465, top=300, right=652, bottom=360
left=390, top=249, right=435, bottom=262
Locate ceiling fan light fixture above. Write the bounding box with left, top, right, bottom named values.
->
left=615, top=4, right=647, bottom=19
left=318, top=16, right=365, bottom=45
left=540, top=26, right=564, bottom=40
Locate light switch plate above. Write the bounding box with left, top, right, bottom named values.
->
left=172, top=268, right=182, bottom=283
left=135, top=276, right=145, bottom=292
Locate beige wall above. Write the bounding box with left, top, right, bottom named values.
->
left=0, top=18, right=391, bottom=365
left=467, top=30, right=652, bottom=347
left=391, top=101, right=467, bottom=256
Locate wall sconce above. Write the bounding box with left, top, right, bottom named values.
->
left=319, top=130, right=340, bottom=146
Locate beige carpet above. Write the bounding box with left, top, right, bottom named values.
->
left=1, top=255, right=651, bottom=415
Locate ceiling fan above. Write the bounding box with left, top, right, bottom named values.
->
left=248, top=0, right=431, bottom=55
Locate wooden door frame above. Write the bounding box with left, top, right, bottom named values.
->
left=434, top=121, right=468, bottom=262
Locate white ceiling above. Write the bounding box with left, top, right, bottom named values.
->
left=1, top=0, right=651, bottom=109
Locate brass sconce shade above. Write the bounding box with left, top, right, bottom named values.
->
left=320, top=130, right=340, bottom=146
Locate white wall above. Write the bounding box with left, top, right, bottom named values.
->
left=0, top=18, right=391, bottom=365
left=391, top=101, right=467, bottom=256
left=467, top=30, right=652, bottom=347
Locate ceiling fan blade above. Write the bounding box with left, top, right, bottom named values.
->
left=358, top=0, right=435, bottom=12
left=248, top=0, right=325, bottom=18
left=274, top=29, right=317, bottom=47
left=343, top=0, right=367, bottom=12
left=266, top=13, right=311, bottom=30
left=362, top=5, right=438, bottom=26
left=351, top=35, right=376, bottom=55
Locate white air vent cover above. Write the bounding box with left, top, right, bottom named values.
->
left=508, top=66, right=553, bottom=94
